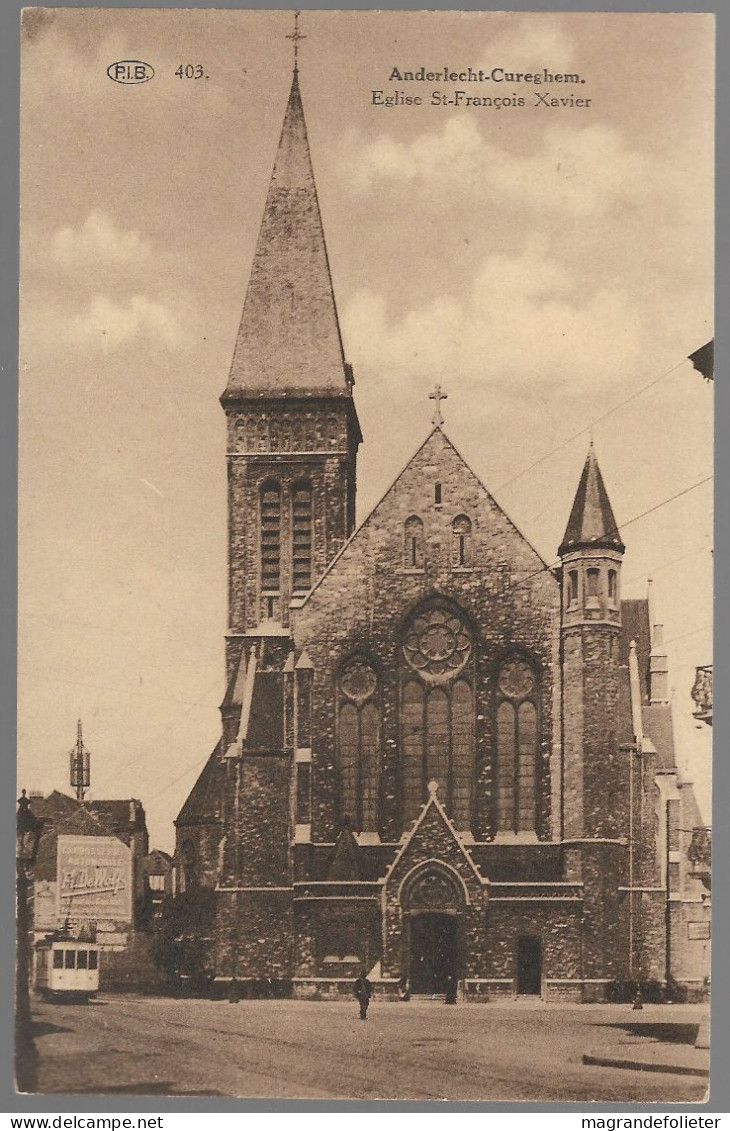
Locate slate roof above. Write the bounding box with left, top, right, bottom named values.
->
left=620, top=598, right=651, bottom=704
left=224, top=70, right=352, bottom=400
left=642, top=704, right=677, bottom=771
left=32, top=796, right=123, bottom=882
left=87, top=799, right=147, bottom=839
left=560, top=445, right=625, bottom=555
left=175, top=740, right=224, bottom=827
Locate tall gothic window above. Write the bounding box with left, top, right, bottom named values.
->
left=404, top=515, right=424, bottom=570
left=260, top=481, right=281, bottom=599
left=495, top=657, right=539, bottom=835
left=400, top=602, right=475, bottom=830
left=292, top=480, right=313, bottom=594
left=338, top=659, right=380, bottom=832
left=452, top=514, right=472, bottom=567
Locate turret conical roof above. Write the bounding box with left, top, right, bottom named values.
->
left=559, top=445, right=625, bottom=555
left=223, top=70, right=351, bottom=401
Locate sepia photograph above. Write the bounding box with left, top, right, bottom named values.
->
left=17, top=7, right=714, bottom=1103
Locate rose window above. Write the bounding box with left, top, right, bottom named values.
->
left=498, top=658, right=535, bottom=700
left=340, top=660, right=377, bottom=704
left=403, top=607, right=471, bottom=681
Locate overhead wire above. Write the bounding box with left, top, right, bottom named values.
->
left=494, top=356, right=689, bottom=494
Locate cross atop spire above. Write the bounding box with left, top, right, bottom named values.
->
left=429, top=383, right=448, bottom=427
left=286, top=10, right=306, bottom=74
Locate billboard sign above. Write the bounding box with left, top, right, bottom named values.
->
left=57, top=835, right=132, bottom=925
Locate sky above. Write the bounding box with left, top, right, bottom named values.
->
left=19, top=10, right=714, bottom=851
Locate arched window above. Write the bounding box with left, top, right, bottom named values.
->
left=260, top=481, right=281, bottom=600
left=292, top=481, right=313, bottom=594
left=452, top=514, right=472, bottom=568
left=586, top=567, right=600, bottom=603
left=400, top=602, right=475, bottom=830
left=567, top=570, right=579, bottom=607
left=404, top=515, right=425, bottom=570
left=180, top=839, right=197, bottom=892
left=338, top=660, right=380, bottom=832
left=451, top=680, right=475, bottom=830
left=608, top=569, right=618, bottom=604
left=402, top=681, right=425, bottom=825
left=495, top=657, right=539, bottom=835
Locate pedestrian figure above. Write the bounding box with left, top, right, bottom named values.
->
left=445, top=972, right=457, bottom=1005
left=398, top=973, right=410, bottom=1002
left=353, top=971, right=373, bottom=1020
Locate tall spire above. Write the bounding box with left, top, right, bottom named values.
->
left=559, top=444, right=624, bottom=556
left=223, top=66, right=351, bottom=401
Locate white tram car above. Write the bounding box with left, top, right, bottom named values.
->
left=35, top=937, right=100, bottom=1001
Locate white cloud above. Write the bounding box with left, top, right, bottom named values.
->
left=66, top=293, right=186, bottom=351
left=52, top=210, right=152, bottom=269
left=484, top=17, right=577, bottom=71
left=344, top=118, right=651, bottom=218
left=343, top=243, right=642, bottom=395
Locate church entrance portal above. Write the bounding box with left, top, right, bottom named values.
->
left=516, top=936, right=542, bottom=995
left=409, top=912, right=457, bottom=995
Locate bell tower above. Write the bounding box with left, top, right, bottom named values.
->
left=559, top=444, right=625, bottom=840
left=220, top=64, right=361, bottom=673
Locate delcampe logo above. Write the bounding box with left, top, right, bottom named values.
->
left=107, top=60, right=155, bottom=84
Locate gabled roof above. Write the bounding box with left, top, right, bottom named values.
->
left=143, top=848, right=174, bottom=874
left=175, top=740, right=223, bottom=827
left=383, top=788, right=486, bottom=893
left=642, top=704, right=677, bottom=771
left=34, top=800, right=124, bottom=882
left=326, top=826, right=362, bottom=881
left=620, top=599, right=651, bottom=703
left=299, top=425, right=553, bottom=609
left=87, top=798, right=146, bottom=834
left=560, top=444, right=624, bottom=555
left=223, top=70, right=351, bottom=401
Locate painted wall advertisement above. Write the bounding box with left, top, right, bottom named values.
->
left=56, top=835, right=132, bottom=927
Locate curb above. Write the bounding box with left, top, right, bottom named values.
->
left=582, top=1053, right=709, bottom=1078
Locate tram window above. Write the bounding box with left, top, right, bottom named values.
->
left=53, top=950, right=63, bottom=969
left=64, top=950, right=76, bottom=969
left=77, top=950, right=88, bottom=969
left=88, top=951, right=98, bottom=970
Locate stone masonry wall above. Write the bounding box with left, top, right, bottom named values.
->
left=292, top=428, right=560, bottom=844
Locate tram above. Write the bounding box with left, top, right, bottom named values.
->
left=35, top=937, right=100, bottom=1001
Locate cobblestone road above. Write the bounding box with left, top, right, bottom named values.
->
left=33, top=995, right=709, bottom=1102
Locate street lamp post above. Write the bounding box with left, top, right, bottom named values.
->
left=16, top=791, right=44, bottom=1094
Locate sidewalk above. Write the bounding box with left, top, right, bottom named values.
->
left=583, top=1019, right=710, bottom=1078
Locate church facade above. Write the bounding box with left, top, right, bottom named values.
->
left=175, top=68, right=709, bottom=1001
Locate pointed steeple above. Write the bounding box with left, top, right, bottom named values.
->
left=559, top=444, right=624, bottom=556
left=224, top=70, right=351, bottom=400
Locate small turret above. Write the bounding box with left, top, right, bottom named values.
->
left=559, top=444, right=624, bottom=628
left=559, top=444, right=625, bottom=843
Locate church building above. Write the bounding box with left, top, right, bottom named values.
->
left=175, top=63, right=710, bottom=1001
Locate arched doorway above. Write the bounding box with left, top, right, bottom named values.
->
left=410, top=912, right=457, bottom=995
left=401, top=865, right=464, bottom=996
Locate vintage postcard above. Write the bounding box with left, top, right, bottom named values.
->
left=17, top=8, right=713, bottom=1102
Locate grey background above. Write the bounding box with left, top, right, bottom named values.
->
left=2, top=0, right=726, bottom=1115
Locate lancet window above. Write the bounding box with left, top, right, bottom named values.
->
left=404, top=515, right=425, bottom=570
left=337, top=659, right=381, bottom=833
left=452, top=514, right=472, bottom=568
left=292, top=480, right=313, bottom=594
left=495, top=657, right=539, bottom=835
left=260, top=481, right=281, bottom=598
left=400, top=602, right=475, bottom=830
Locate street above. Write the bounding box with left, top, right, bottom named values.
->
left=32, top=995, right=709, bottom=1102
